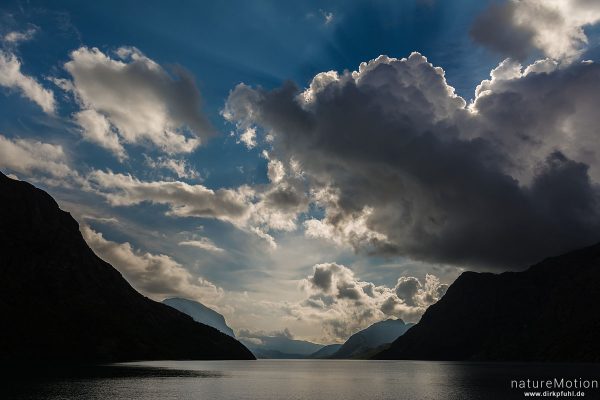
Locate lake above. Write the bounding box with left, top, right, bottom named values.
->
left=4, top=360, right=600, bottom=399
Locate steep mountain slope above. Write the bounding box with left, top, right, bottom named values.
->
left=376, top=242, right=600, bottom=361
left=331, top=319, right=413, bottom=359
left=0, top=172, right=254, bottom=362
left=163, top=297, right=235, bottom=337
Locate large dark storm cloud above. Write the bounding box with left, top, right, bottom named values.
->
left=470, top=0, right=600, bottom=62
left=225, top=53, right=600, bottom=270
left=470, top=2, right=535, bottom=61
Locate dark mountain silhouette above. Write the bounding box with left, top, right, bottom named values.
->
left=163, top=297, right=236, bottom=337
left=0, top=172, right=254, bottom=362
left=331, top=319, right=413, bottom=359
left=376, top=242, right=600, bottom=362
left=308, top=344, right=342, bottom=358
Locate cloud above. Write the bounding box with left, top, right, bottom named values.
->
left=287, top=262, right=446, bottom=341
left=62, top=46, right=214, bottom=156
left=253, top=169, right=309, bottom=232
left=267, top=159, right=285, bottom=183
left=224, top=52, right=600, bottom=269
left=394, top=276, right=421, bottom=307
left=3, top=27, right=38, bottom=44
left=471, top=0, right=600, bottom=62
left=320, top=10, right=334, bottom=25
left=74, top=109, right=127, bottom=160
left=179, top=237, right=225, bottom=253
left=81, top=224, right=222, bottom=301
left=470, top=2, right=535, bottom=62
left=0, top=50, right=56, bottom=113
left=250, top=227, right=278, bottom=250
left=258, top=183, right=309, bottom=232
left=144, top=155, right=201, bottom=180
left=238, top=327, right=294, bottom=342
left=239, top=127, right=257, bottom=149
left=81, top=215, right=120, bottom=225
left=88, top=158, right=309, bottom=248
left=88, top=170, right=253, bottom=224
left=471, top=58, right=600, bottom=184
left=0, top=134, right=79, bottom=186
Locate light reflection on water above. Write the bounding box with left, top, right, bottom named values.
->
left=3, top=359, right=600, bottom=400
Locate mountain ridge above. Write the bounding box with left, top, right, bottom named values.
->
left=308, top=344, right=342, bottom=359
left=376, top=242, right=600, bottom=361
left=0, top=172, right=254, bottom=362
left=331, top=319, right=413, bottom=359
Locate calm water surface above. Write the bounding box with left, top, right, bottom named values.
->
left=4, top=360, right=600, bottom=400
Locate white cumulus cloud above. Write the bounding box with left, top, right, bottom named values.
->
left=62, top=46, right=214, bottom=156
left=285, top=262, right=447, bottom=341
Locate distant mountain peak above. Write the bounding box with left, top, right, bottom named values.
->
left=238, top=331, right=324, bottom=359
left=330, top=318, right=414, bottom=359
left=375, top=318, right=406, bottom=325
left=162, top=297, right=236, bottom=338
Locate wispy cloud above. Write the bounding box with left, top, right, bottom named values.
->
left=3, top=26, right=38, bottom=44
left=82, top=224, right=223, bottom=301
left=0, top=50, right=56, bottom=113
left=179, top=237, right=225, bottom=253
left=320, top=10, right=334, bottom=25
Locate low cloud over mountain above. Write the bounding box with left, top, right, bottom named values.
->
left=286, top=262, right=446, bottom=341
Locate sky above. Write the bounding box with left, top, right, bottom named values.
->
left=1, top=0, right=600, bottom=344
